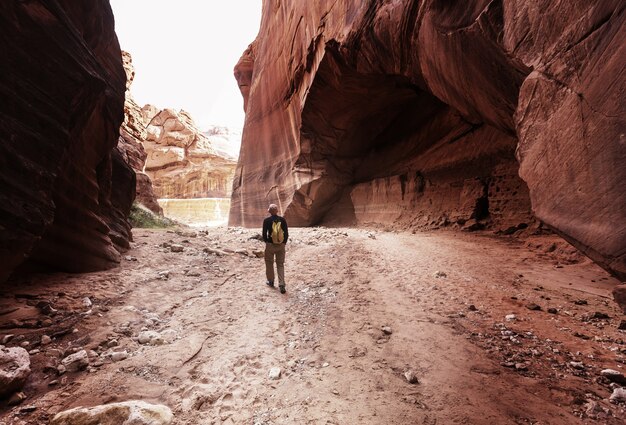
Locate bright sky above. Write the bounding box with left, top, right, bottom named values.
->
left=110, top=0, right=262, bottom=130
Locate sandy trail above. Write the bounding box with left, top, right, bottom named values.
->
left=1, top=226, right=624, bottom=424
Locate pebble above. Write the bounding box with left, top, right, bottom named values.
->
left=601, top=369, right=626, bottom=385
left=569, top=361, right=585, bottom=370
left=82, top=297, right=93, bottom=308
left=268, top=367, right=281, bottom=380
left=61, top=350, right=89, bottom=372
left=547, top=308, right=558, bottom=314
left=158, top=271, right=170, bottom=280
left=433, top=271, right=447, bottom=278
left=505, top=314, right=517, bottom=321
left=526, top=303, right=541, bottom=311
left=381, top=326, right=393, bottom=335
left=170, top=244, right=184, bottom=253
left=8, top=392, right=27, bottom=406
left=137, top=331, right=165, bottom=346
left=404, top=370, right=419, bottom=384
left=41, top=335, right=52, bottom=345
left=110, top=351, right=129, bottom=362
left=609, top=387, right=626, bottom=402
left=2, top=334, right=14, bottom=344
left=468, top=305, right=477, bottom=311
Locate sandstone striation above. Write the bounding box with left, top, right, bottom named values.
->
left=142, top=108, right=237, bottom=199
left=230, top=1, right=626, bottom=279
left=118, top=51, right=162, bottom=215
left=0, top=0, right=134, bottom=281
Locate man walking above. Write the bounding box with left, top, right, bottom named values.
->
left=262, top=204, right=288, bottom=294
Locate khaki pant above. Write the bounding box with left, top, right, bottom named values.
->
left=265, top=242, right=286, bottom=286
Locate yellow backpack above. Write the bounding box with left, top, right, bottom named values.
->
left=271, top=220, right=284, bottom=244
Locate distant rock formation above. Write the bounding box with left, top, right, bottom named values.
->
left=119, top=51, right=162, bottom=215
left=231, top=1, right=626, bottom=279
left=0, top=0, right=134, bottom=281
left=142, top=107, right=237, bottom=199
left=203, top=126, right=241, bottom=160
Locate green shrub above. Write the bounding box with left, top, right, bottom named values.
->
left=129, top=202, right=177, bottom=228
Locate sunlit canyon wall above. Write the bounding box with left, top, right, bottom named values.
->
left=230, top=0, right=625, bottom=279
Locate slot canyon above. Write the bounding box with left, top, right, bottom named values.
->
left=0, top=1, right=625, bottom=424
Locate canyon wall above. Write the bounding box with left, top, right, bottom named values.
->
left=118, top=51, right=162, bottom=215
left=142, top=107, right=237, bottom=200
left=0, top=0, right=134, bottom=281
left=230, top=0, right=626, bottom=279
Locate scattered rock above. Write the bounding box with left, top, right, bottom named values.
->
left=7, top=391, right=27, bottom=406
left=61, top=350, right=89, bottom=372
left=468, top=305, right=477, bottom=311
left=526, top=303, right=541, bottom=311
left=2, top=334, right=14, bottom=344
left=0, top=347, right=31, bottom=397
left=514, top=363, right=528, bottom=371
left=57, top=365, right=67, bottom=375
left=601, top=369, right=626, bottom=385
left=547, top=308, right=558, bottom=314
left=433, top=271, right=447, bottom=278
left=170, top=244, right=184, bottom=253
left=609, top=387, right=626, bottom=403
left=137, top=331, right=165, bottom=346
left=82, top=297, right=92, bottom=308
left=20, top=405, right=37, bottom=413
left=158, top=270, right=170, bottom=280
left=574, top=299, right=588, bottom=305
left=268, top=367, right=281, bottom=380
left=505, top=314, right=517, bottom=321
left=50, top=401, right=173, bottom=425
left=203, top=247, right=227, bottom=256
left=41, top=335, right=52, bottom=345
left=569, top=361, right=585, bottom=370
left=381, top=326, right=393, bottom=335
left=110, top=351, right=129, bottom=362
left=619, top=320, right=626, bottom=330
left=404, top=370, right=419, bottom=384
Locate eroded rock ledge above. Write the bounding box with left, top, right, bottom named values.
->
left=230, top=0, right=626, bottom=279
left=0, top=0, right=133, bottom=281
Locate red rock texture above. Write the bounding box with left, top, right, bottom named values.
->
left=0, top=0, right=133, bottom=281
left=230, top=0, right=625, bottom=279
left=118, top=51, right=162, bottom=215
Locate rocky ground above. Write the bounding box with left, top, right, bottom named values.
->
left=1, top=226, right=625, bottom=424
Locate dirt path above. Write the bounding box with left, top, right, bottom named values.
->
left=1, top=227, right=625, bottom=424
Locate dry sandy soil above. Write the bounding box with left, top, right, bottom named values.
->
left=1, top=226, right=625, bottom=424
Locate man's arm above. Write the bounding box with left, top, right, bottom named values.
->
left=262, top=218, right=270, bottom=242
left=282, top=218, right=289, bottom=244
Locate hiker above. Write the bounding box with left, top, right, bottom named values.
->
left=262, top=204, right=288, bottom=294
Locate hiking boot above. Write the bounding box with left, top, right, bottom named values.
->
left=266, top=280, right=275, bottom=287
left=279, top=285, right=286, bottom=294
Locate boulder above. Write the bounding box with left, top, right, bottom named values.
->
left=0, top=347, right=31, bottom=398
left=50, top=400, right=173, bottom=425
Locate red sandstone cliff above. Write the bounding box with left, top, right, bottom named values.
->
left=118, top=51, right=162, bottom=215
left=230, top=1, right=626, bottom=279
left=0, top=1, right=133, bottom=281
